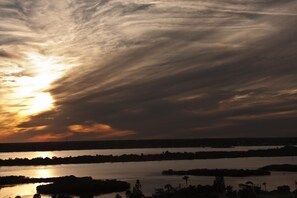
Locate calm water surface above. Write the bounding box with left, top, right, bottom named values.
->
left=0, top=156, right=297, bottom=198
left=0, top=146, right=296, bottom=198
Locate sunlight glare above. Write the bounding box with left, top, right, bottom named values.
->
left=0, top=49, right=78, bottom=138
left=36, top=168, right=53, bottom=178
left=27, top=53, right=67, bottom=86
left=21, top=92, right=54, bottom=116
left=15, top=53, right=70, bottom=116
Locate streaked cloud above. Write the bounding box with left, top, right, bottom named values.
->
left=69, top=122, right=135, bottom=138
left=1, top=0, right=297, bottom=142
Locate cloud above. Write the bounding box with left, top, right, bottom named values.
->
left=68, top=122, right=136, bottom=138
left=0, top=49, right=14, bottom=58
left=28, top=132, right=72, bottom=142
left=1, top=0, right=297, bottom=141
left=14, top=121, right=135, bottom=142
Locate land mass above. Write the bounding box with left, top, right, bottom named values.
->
left=162, top=164, right=297, bottom=177
left=0, top=175, right=130, bottom=196
left=260, top=164, right=297, bottom=172
left=1, top=174, right=296, bottom=198
left=0, top=146, right=297, bottom=166
left=0, top=138, right=296, bottom=152
left=162, top=168, right=271, bottom=177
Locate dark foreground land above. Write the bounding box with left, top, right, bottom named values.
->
left=2, top=175, right=297, bottom=198
left=0, top=146, right=297, bottom=166
left=0, top=175, right=130, bottom=196
left=150, top=181, right=297, bottom=198
left=0, top=138, right=297, bottom=152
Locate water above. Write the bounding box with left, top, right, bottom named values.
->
left=0, top=147, right=296, bottom=198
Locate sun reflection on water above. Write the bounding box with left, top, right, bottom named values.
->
left=34, top=152, right=55, bottom=178
left=36, top=168, right=53, bottom=178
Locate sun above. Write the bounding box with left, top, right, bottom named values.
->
left=15, top=53, right=70, bottom=116
left=0, top=50, right=78, bottom=139
left=24, top=92, right=54, bottom=116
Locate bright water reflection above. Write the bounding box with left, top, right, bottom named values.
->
left=36, top=168, right=54, bottom=178
left=0, top=183, right=52, bottom=198
left=0, top=156, right=297, bottom=198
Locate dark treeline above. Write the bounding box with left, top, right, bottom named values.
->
left=36, top=178, right=129, bottom=196
left=162, top=169, right=271, bottom=177
left=0, top=175, right=130, bottom=196
left=162, top=163, right=297, bottom=177
left=1, top=138, right=297, bottom=152
left=260, top=164, right=297, bottom=172
left=0, top=146, right=297, bottom=166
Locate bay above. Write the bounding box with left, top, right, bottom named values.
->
left=0, top=155, right=296, bottom=198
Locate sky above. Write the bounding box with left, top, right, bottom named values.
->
left=0, top=0, right=297, bottom=142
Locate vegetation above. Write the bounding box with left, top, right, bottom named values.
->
left=0, top=146, right=297, bottom=166
left=0, top=138, right=296, bottom=152
left=153, top=176, right=297, bottom=198
left=260, top=164, right=297, bottom=172
left=162, top=169, right=271, bottom=177
left=4, top=176, right=297, bottom=198
left=126, top=180, right=144, bottom=198
left=0, top=176, right=129, bottom=196
left=36, top=178, right=129, bottom=196
left=162, top=163, right=297, bottom=177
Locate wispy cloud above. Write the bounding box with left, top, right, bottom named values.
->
left=1, top=0, right=297, bottom=142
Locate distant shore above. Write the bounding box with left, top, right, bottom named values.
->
left=161, top=164, right=297, bottom=177
left=0, top=146, right=296, bottom=166
left=162, top=168, right=271, bottom=177
left=0, top=138, right=297, bottom=152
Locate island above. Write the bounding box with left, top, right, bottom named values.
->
left=0, top=146, right=296, bottom=167
left=0, top=175, right=130, bottom=196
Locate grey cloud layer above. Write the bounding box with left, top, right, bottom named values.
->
left=1, top=0, right=297, bottom=141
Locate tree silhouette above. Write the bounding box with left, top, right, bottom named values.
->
left=126, top=180, right=143, bottom=198
left=182, top=176, right=189, bottom=187
left=115, top=193, right=122, bottom=198
left=164, top=184, right=173, bottom=193
left=262, top=182, right=267, bottom=192
left=226, top=186, right=236, bottom=198
left=33, top=194, right=41, bottom=198
left=246, top=181, right=254, bottom=186
left=213, top=176, right=225, bottom=193
left=277, top=185, right=290, bottom=192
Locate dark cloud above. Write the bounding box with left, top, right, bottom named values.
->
left=1, top=0, right=297, bottom=141
left=0, top=49, right=14, bottom=58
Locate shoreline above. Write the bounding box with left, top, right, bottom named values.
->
left=0, top=146, right=296, bottom=167
left=1, top=138, right=297, bottom=153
